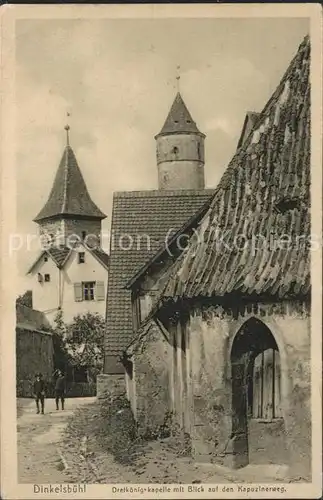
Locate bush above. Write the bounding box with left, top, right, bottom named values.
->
left=46, top=381, right=97, bottom=398
left=65, top=391, right=142, bottom=465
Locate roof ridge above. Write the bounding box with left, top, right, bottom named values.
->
left=113, top=188, right=215, bottom=199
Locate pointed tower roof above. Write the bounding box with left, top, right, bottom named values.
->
left=156, top=92, right=205, bottom=137
left=34, top=127, right=106, bottom=222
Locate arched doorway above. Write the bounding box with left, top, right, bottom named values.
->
left=229, top=318, right=287, bottom=468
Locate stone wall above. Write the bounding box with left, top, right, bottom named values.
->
left=16, top=328, right=54, bottom=397
left=39, top=218, right=102, bottom=245
left=96, top=373, right=126, bottom=399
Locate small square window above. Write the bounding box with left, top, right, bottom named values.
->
left=44, top=274, right=50, bottom=282
left=78, top=252, right=85, bottom=264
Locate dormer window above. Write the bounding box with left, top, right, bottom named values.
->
left=78, top=252, right=85, bottom=264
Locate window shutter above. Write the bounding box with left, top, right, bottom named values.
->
left=74, top=282, right=83, bottom=302
left=96, top=281, right=105, bottom=301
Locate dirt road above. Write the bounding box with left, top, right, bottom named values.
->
left=17, top=397, right=231, bottom=484
left=17, top=397, right=284, bottom=485
left=17, top=397, right=94, bottom=483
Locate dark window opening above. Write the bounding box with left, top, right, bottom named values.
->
left=174, top=120, right=179, bottom=124
left=197, top=142, right=201, bottom=160
left=81, top=231, right=87, bottom=240
left=275, top=197, right=300, bottom=213
left=44, top=255, right=48, bottom=262
left=78, top=252, right=85, bottom=264
left=172, top=146, right=179, bottom=158
left=186, top=119, right=191, bottom=124
left=82, top=281, right=95, bottom=301
left=44, top=274, right=50, bottom=282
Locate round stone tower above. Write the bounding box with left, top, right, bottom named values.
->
left=155, top=92, right=205, bottom=190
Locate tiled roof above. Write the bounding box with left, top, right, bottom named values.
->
left=47, top=246, right=71, bottom=267
left=27, top=245, right=109, bottom=272
left=34, top=145, right=106, bottom=222
left=16, top=304, right=52, bottom=334
left=162, top=36, right=310, bottom=301
left=91, top=248, right=110, bottom=270
left=105, top=189, right=215, bottom=353
left=156, top=92, right=204, bottom=137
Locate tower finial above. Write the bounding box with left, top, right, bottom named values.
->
left=64, top=124, right=70, bottom=146
left=176, top=65, right=181, bottom=92
left=64, top=111, right=71, bottom=146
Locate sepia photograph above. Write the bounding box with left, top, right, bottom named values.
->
left=0, top=4, right=322, bottom=500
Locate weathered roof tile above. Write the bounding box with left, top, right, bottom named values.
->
left=162, top=36, right=310, bottom=301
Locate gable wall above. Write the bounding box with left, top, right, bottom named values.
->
left=29, top=257, right=60, bottom=319
left=60, top=247, right=108, bottom=323
left=28, top=248, right=108, bottom=324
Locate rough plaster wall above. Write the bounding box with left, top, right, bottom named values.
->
left=157, top=134, right=205, bottom=164
left=158, top=162, right=205, bottom=190
left=134, top=324, right=172, bottom=436
left=248, top=419, right=287, bottom=465
left=188, top=302, right=311, bottom=475
left=157, top=132, right=205, bottom=190
left=274, top=314, right=311, bottom=479
left=189, top=310, right=232, bottom=461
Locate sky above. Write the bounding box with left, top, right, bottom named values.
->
left=16, top=17, right=309, bottom=292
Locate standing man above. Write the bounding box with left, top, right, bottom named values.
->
left=54, top=370, right=66, bottom=410
left=33, top=373, right=46, bottom=415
